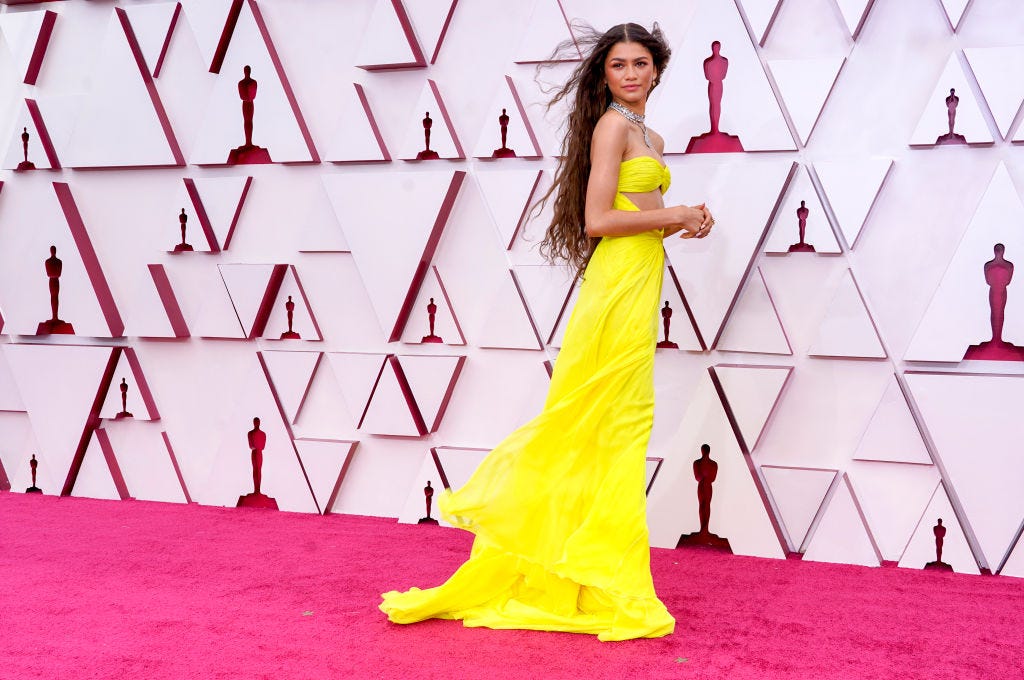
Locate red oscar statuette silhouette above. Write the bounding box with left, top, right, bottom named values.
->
left=237, top=417, right=279, bottom=509
left=963, top=243, right=1024, bottom=361
left=421, top=297, right=443, bottom=343
left=687, top=41, right=744, bottom=154
left=492, top=108, right=516, bottom=158
left=115, top=377, right=134, bottom=419
left=280, top=295, right=300, bottom=339
left=677, top=444, right=732, bottom=551
left=26, top=454, right=42, bottom=494
left=416, top=111, right=440, bottom=160
left=173, top=208, right=193, bottom=252
left=36, top=246, right=75, bottom=335
left=227, top=65, right=272, bottom=164
left=936, top=88, right=967, bottom=146
left=16, top=127, right=35, bottom=171
left=787, top=200, right=815, bottom=253
left=656, top=301, right=678, bottom=349
left=924, top=518, right=953, bottom=571
left=418, top=480, right=439, bottom=524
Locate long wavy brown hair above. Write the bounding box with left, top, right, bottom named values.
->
left=536, top=22, right=671, bottom=276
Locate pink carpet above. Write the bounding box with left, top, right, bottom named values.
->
left=2, top=492, right=1021, bottom=679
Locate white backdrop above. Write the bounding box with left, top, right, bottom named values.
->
left=1, top=0, right=1023, bottom=577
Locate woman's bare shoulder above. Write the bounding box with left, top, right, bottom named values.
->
left=594, top=110, right=631, bottom=135
left=591, top=111, right=630, bottom=156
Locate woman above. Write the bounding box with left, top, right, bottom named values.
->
left=380, top=22, right=713, bottom=642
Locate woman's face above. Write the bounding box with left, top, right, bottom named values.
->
left=604, top=41, right=656, bottom=109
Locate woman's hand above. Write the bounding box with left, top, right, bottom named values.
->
left=664, top=204, right=715, bottom=239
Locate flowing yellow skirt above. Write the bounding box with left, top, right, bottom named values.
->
left=380, top=218, right=674, bottom=641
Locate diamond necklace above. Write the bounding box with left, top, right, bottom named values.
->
left=608, top=101, right=652, bottom=149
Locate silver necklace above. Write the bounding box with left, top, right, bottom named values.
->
left=608, top=101, right=652, bottom=149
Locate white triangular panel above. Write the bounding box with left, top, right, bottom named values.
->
left=762, top=466, right=836, bottom=550
left=964, top=46, right=1024, bottom=139
left=99, top=351, right=158, bottom=421
left=471, top=77, right=542, bottom=159
left=102, top=421, right=188, bottom=503
left=121, top=2, right=180, bottom=77
left=263, top=267, right=322, bottom=341
left=434, top=447, right=491, bottom=493
left=189, top=175, right=251, bottom=250
left=65, top=12, right=179, bottom=167
left=0, top=182, right=111, bottom=337
left=354, top=0, right=423, bottom=70
left=736, top=0, right=783, bottom=45
left=476, top=270, right=543, bottom=350
left=814, top=158, right=892, bottom=249
left=803, top=478, right=881, bottom=566
left=203, top=358, right=318, bottom=513
left=716, top=268, right=792, bottom=355
left=645, top=458, right=663, bottom=495
left=652, top=0, right=795, bottom=152
left=647, top=372, right=786, bottom=559
left=397, top=453, right=448, bottom=524
left=852, top=376, right=932, bottom=464
left=0, top=10, right=50, bottom=78
left=905, top=372, right=1024, bottom=569
left=716, top=365, right=791, bottom=452
left=404, top=0, right=457, bottom=64
left=70, top=437, right=120, bottom=501
left=190, top=264, right=248, bottom=339
left=905, top=164, right=1024, bottom=361
left=0, top=414, right=42, bottom=493
left=664, top=160, right=795, bottom=343
left=848, top=462, right=941, bottom=562
left=397, top=80, right=463, bottom=160
left=513, top=265, right=576, bottom=345
left=294, top=439, right=356, bottom=513
left=999, top=530, right=1024, bottom=577
left=397, top=447, right=491, bottom=526
left=399, top=267, right=465, bottom=345
left=360, top=359, right=421, bottom=436
left=0, top=348, right=26, bottom=412
left=298, top=178, right=351, bottom=252
left=181, top=0, right=233, bottom=68
left=548, top=280, right=580, bottom=349
left=655, top=266, right=703, bottom=351
left=323, top=170, right=462, bottom=341
left=909, top=53, right=993, bottom=146
left=477, top=169, right=543, bottom=250
left=189, top=4, right=314, bottom=164
left=32, top=95, right=79, bottom=164
left=514, top=0, right=578, bottom=63
left=768, top=57, right=845, bottom=146
left=937, top=0, right=971, bottom=31
left=764, top=167, right=842, bottom=254
left=322, top=84, right=390, bottom=162
left=260, top=351, right=321, bottom=424
left=832, top=0, right=874, bottom=38
left=808, top=269, right=886, bottom=358
left=397, top=354, right=463, bottom=432
left=324, top=352, right=388, bottom=427
left=2, top=103, right=56, bottom=170
left=218, top=263, right=278, bottom=337
left=898, top=484, right=979, bottom=574
left=5, top=345, right=113, bottom=486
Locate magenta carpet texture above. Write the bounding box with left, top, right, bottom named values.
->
left=1, top=492, right=1022, bottom=679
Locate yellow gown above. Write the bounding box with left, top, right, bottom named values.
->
left=380, top=156, right=675, bottom=641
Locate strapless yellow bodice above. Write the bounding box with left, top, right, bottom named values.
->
left=617, top=155, right=671, bottom=195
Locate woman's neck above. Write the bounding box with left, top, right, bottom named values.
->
left=612, top=97, right=646, bottom=117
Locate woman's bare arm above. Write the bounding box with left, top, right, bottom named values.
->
left=583, top=114, right=706, bottom=238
